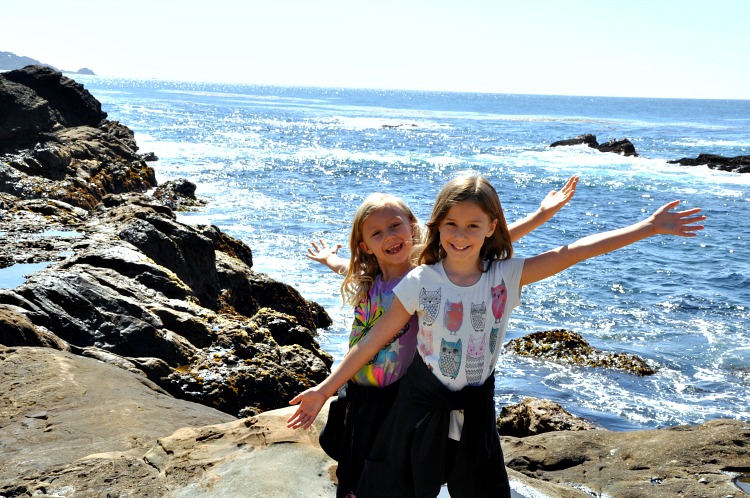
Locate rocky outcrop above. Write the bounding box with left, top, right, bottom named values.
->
left=668, top=153, right=750, bottom=173
left=3, top=67, right=748, bottom=498
left=551, top=133, right=749, bottom=174
left=0, top=66, right=333, bottom=419
left=497, top=397, right=598, bottom=438
left=502, top=419, right=750, bottom=498
left=4, top=346, right=747, bottom=498
left=503, top=329, right=656, bottom=376
left=550, top=133, right=638, bottom=157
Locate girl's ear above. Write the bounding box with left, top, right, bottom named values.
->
left=486, top=219, right=498, bottom=238
left=359, top=241, right=374, bottom=254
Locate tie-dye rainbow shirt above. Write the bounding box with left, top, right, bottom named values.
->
left=349, top=274, right=419, bottom=387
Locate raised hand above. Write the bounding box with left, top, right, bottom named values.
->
left=648, top=200, right=706, bottom=237
left=538, top=175, right=579, bottom=220
left=306, top=239, right=348, bottom=274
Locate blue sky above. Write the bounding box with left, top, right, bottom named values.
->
left=3, top=0, right=748, bottom=99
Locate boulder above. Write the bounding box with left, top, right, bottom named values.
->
left=497, top=397, right=597, bottom=437
left=0, top=195, right=334, bottom=415
left=668, top=153, right=750, bottom=173
left=1, top=65, right=106, bottom=129
left=550, top=133, right=638, bottom=156
left=549, top=133, right=599, bottom=148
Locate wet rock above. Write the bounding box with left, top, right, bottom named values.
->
left=0, top=196, right=334, bottom=416
left=152, top=177, right=207, bottom=211
left=549, top=133, right=599, bottom=148
left=0, top=67, right=334, bottom=419
left=550, top=133, right=638, bottom=156
left=497, top=397, right=597, bottom=437
left=668, top=153, right=750, bottom=173
left=503, top=329, right=656, bottom=375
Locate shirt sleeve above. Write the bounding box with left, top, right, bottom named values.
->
left=393, top=266, right=423, bottom=315
left=501, top=258, right=525, bottom=310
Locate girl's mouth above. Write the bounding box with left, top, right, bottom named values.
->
left=385, top=242, right=403, bottom=255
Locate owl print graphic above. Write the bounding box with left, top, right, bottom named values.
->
left=470, top=301, right=486, bottom=332
left=396, top=258, right=524, bottom=390
left=419, top=288, right=441, bottom=326
left=465, top=333, right=486, bottom=385
left=443, top=300, right=463, bottom=334
left=438, top=337, right=462, bottom=379
left=491, top=282, right=507, bottom=323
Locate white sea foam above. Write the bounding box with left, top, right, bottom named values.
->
left=674, top=138, right=750, bottom=147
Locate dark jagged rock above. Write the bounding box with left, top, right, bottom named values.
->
left=153, top=177, right=206, bottom=211
left=2, top=65, right=106, bottom=130
left=668, top=153, right=750, bottom=174
left=0, top=77, right=57, bottom=143
left=549, top=133, right=599, bottom=148
left=1, top=66, right=154, bottom=210
left=550, top=133, right=638, bottom=157
left=552, top=134, right=748, bottom=174
left=503, top=329, right=656, bottom=375
left=0, top=66, right=333, bottom=419
left=0, top=193, right=333, bottom=415
left=597, top=137, right=638, bottom=156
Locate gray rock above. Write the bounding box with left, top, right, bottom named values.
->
left=502, top=418, right=750, bottom=497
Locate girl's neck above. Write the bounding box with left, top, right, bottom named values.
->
left=379, top=260, right=414, bottom=282
left=441, top=257, right=483, bottom=286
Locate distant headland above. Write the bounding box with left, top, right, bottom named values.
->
left=0, top=50, right=95, bottom=75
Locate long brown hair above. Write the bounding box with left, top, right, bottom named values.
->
left=419, top=173, right=512, bottom=271
left=341, top=193, right=423, bottom=307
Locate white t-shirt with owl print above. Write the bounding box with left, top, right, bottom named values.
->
left=394, top=258, right=524, bottom=392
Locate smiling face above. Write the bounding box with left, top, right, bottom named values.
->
left=359, top=205, right=416, bottom=279
left=438, top=200, right=497, bottom=268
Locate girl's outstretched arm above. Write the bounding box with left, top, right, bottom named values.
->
left=287, top=298, right=412, bottom=430
left=507, top=175, right=579, bottom=242
left=521, top=200, right=705, bottom=287
left=306, top=239, right=348, bottom=274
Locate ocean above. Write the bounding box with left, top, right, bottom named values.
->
left=78, top=76, right=749, bottom=432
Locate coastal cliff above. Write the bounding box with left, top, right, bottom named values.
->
left=1, top=66, right=748, bottom=498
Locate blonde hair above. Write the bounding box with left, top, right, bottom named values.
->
left=419, top=173, right=512, bottom=271
left=341, top=193, right=423, bottom=307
